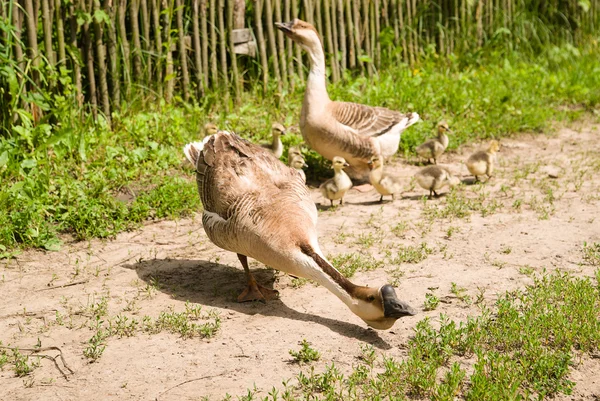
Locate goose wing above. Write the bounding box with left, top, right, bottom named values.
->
left=184, top=132, right=317, bottom=253
left=328, top=101, right=418, bottom=138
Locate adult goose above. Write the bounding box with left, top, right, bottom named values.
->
left=184, top=131, right=416, bottom=329
left=275, top=19, right=419, bottom=178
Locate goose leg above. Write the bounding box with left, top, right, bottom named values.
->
left=428, top=189, right=433, bottom=199
left=379, top=195, right=384, bottom=203
left=237, top=254, right=279, bottom=303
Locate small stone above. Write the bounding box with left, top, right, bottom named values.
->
left=544, top=166, right=560, bottom=178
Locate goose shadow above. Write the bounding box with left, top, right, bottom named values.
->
left=461, top=177, right=478, bottom=185
left=123, top=258, right=391, bottom=349
left=402, top=192, right=451, bottom=201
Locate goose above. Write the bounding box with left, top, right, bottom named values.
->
left=320, top=156, right=353, bottom=206
left=289, top=154, right=308, bottom=183
left=414, top=165, right=461, bottom=198
left=275, top=19, right=419, bottom=178
left=415, top=121, right=451, bottom=164
left=368, top=156, right=403, bottom=202
left=466, top=140, right=500, bottom=182
left=261, top=123, right=286, bottom=158
left=204, top=122, right=218, bottom=137
left=183, top=131, right=416, bottom=329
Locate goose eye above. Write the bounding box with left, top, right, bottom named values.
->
left=367, top=295, right=375, bottom=302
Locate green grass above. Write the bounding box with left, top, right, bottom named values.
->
left=289, top=340, right=321, bottom=364
left=329, top=253, right=384, bottom=278
left=217, top=269, right=600, bottom=400
left=1, top=45, right=599, bottom=251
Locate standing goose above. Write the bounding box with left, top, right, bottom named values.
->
left=466, top=140, right=500, bottom=182
left=184, top=132, right=416, bottom=329
left=261, top=123, right=286, bottom=158
left=414, top=165, right=461, bottom=198
left=289, top=154, right=308, bottom=183
left=275, top=19, right=419, bottom=178
left=415, top=121, right=451, bottom=164
left=368, top=156, right=403, bottom=202
left=320, top=156, right=353, bottom=206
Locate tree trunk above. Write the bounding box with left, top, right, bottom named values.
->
left=92, top=0, right=111, bottom=122
left=176, top=0, right=190, bottom=101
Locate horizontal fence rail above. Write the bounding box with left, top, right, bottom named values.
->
left=0, top=0, right=598, bottom=127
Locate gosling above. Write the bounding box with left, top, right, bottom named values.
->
left=414, top=165, right=461, bottom=199
left=261, top=123, right=286, bottom=158
left=289, top=154, right=308, bottom=183
left=320, top=156, right=353, bottom=206
left=466, top=140, right=500, bottom=182
left=368, top=156, right=403, bottom=202
left=415, top=121, right=451, bottom=164
left=288, top=145, right=302, bottom=161
left=204, top=122, right=218, bottom=136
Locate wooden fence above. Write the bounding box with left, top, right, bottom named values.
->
left=1, top=0, right=598, bottom=124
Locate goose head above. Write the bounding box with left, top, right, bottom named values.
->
left=448, top=174, right=461, bottom=187
left=272, top=123, right=286, bottom=138
left=204, top=123, right=218, bottom=136
left=290, top=155, right=308, bottom=169
left=437, top=121, right=452, bottom=135
left=332, top=156, right=350, bottom=171
left=367, top=156, right=384, bottom=170
left=351, top=285, right=417, bottom=329
left=488, top=140, right=500, bottom=153
left=275, top=19, right=322, bottom=54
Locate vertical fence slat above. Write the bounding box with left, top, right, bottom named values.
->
left=274, top=0, right=288, bottom=88
left=131, top=0, right=142, bottom=80
left=217, top=0, right=229, bottom=103
left=176, top=0, right=190, bottom=101
left=140, top=0, right=151, bottom=83
left=105, top=0, right=120, bottom=107
left=151, top=0, right=163, bottom=96
left=41, top=0, right=54, bottom=66
left=117, top=0, right=131, bottom=95
left=337, top=0, right=346, bottom=72
left=54, top=0, right=66, bottom=65
left=192, top=0, right=204, bottom=95
left=264, top=0, right=282, bottom=92
left=227, top=0, right=241, bottom=101
left=292, top=0, right=304, bottom=81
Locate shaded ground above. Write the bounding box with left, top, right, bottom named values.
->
left=1, top=122, right=599, bottom=400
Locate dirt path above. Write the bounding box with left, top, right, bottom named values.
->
left=1, top=123, right=599, bottom=401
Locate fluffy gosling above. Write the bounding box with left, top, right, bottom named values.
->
left=320, top=156, right=353, bottom=206
left=288, top=145, right=302, bottom=161
left=289, top=154, right=308, bottom=183
left=204, top=122, right=218, bottom=136
left=414, top=165, right=460, bottom=199
left=466, top=140, right=500, bottom=182
left=368, top=156, right=403, bottom=202
left=415, top=121, right=451, bottom=164
left=261, top=123, right=286, bottom=158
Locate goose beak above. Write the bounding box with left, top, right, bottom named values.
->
left=303, top=163, right=308, bottom=168
left=381, top=285, right=417, bottom=318
left=275, top=21, right=294, bottom=34
left=343, top=162, right=350, bottom=167
left=367, top=161, right=374, bottom=170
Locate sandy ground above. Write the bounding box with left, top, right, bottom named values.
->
left=1, top=122, right=599, bottom=401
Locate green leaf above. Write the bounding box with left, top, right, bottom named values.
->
left=92, top=9, right=110, bottom=24
left=21, top=159, right=37, bottom=169
left=578, top=0, right=591, bottom=12
left=0, top=151, right=8, bottom=168
left=43, top=238, right=62, bottom=252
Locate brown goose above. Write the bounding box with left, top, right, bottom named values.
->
left=275, top=19, right=419, bottom=178
left=184, top=131, right=416, bottom=329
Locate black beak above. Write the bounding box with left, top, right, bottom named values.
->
left=381, top=285, right=417, bottom=318
left=275, top=21, right=294, bottom=34
left=343, top=162, right=350, bottom=167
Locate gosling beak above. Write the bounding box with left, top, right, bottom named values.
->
left=275, top=21, right=294, bottom=34
left=343, top=162, right=350, bottom=167
left=303, top=163, right=308, bottom=168
left=368, top=161, right=374, bottom=170
left=381, top=285, right=417, bottom=318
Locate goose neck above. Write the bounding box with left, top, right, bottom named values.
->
left=298, top=243, right=358, bottom=310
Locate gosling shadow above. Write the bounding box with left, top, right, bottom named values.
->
left=123, top=258, right=391, bottom=349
